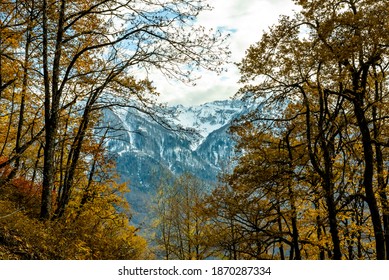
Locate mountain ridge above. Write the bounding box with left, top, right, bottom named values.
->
left=106, top=99, right=249, bottom=182
left=103, top=99, right=254, bottom=224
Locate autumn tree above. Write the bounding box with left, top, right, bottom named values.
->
left=206, top=118, right=315, bottom=259
left=1, top=0, right=228, bottom=259
left=153, top=173, right=213, bottom=260
left=0, top=0, right=44, bottom=188
left=39, top=0, right=228, bottom=220
left=236, top=0, right=389, bottom=259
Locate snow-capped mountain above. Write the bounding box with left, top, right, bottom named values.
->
left=106, top=99, right=249, bottom=183
left=171, top=100, right=247, bottom=150
left=103, top=99, right=253, bottom=224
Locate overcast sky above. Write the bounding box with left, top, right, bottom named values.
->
left=153, top=0, right=297, bottom=106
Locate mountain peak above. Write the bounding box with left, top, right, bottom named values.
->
left=172, top=99, right=246, bottom=149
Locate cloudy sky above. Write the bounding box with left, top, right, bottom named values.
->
left=153, top=0, right=297, bottom=106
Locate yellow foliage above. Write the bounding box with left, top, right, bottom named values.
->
left=0, top=182, right=150, bottom=259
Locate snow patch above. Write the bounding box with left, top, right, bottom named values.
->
left=172, top=100, right=245, bottom=150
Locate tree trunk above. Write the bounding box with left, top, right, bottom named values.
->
left=303, top=89, right=342, bottom=259
left=372, top=75, right=389, bottom=260
left=353, top=100, right=385, bottom=259
left=55, top=105, right=91, bottom=218
left=285, top=131, right=301, bottom=260
left=41, top=0, right=66, bottom=220
left=15, top=1, right=34, bottom=173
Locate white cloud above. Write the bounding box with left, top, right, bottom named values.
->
left=154, top=0, right=297, bottom=106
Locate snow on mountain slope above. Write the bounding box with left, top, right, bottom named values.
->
left=102, top=98, right=255, bottom=225
left=105, top=99, right=250, bottom=183
left=171, top=99, right=246, bottom=150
